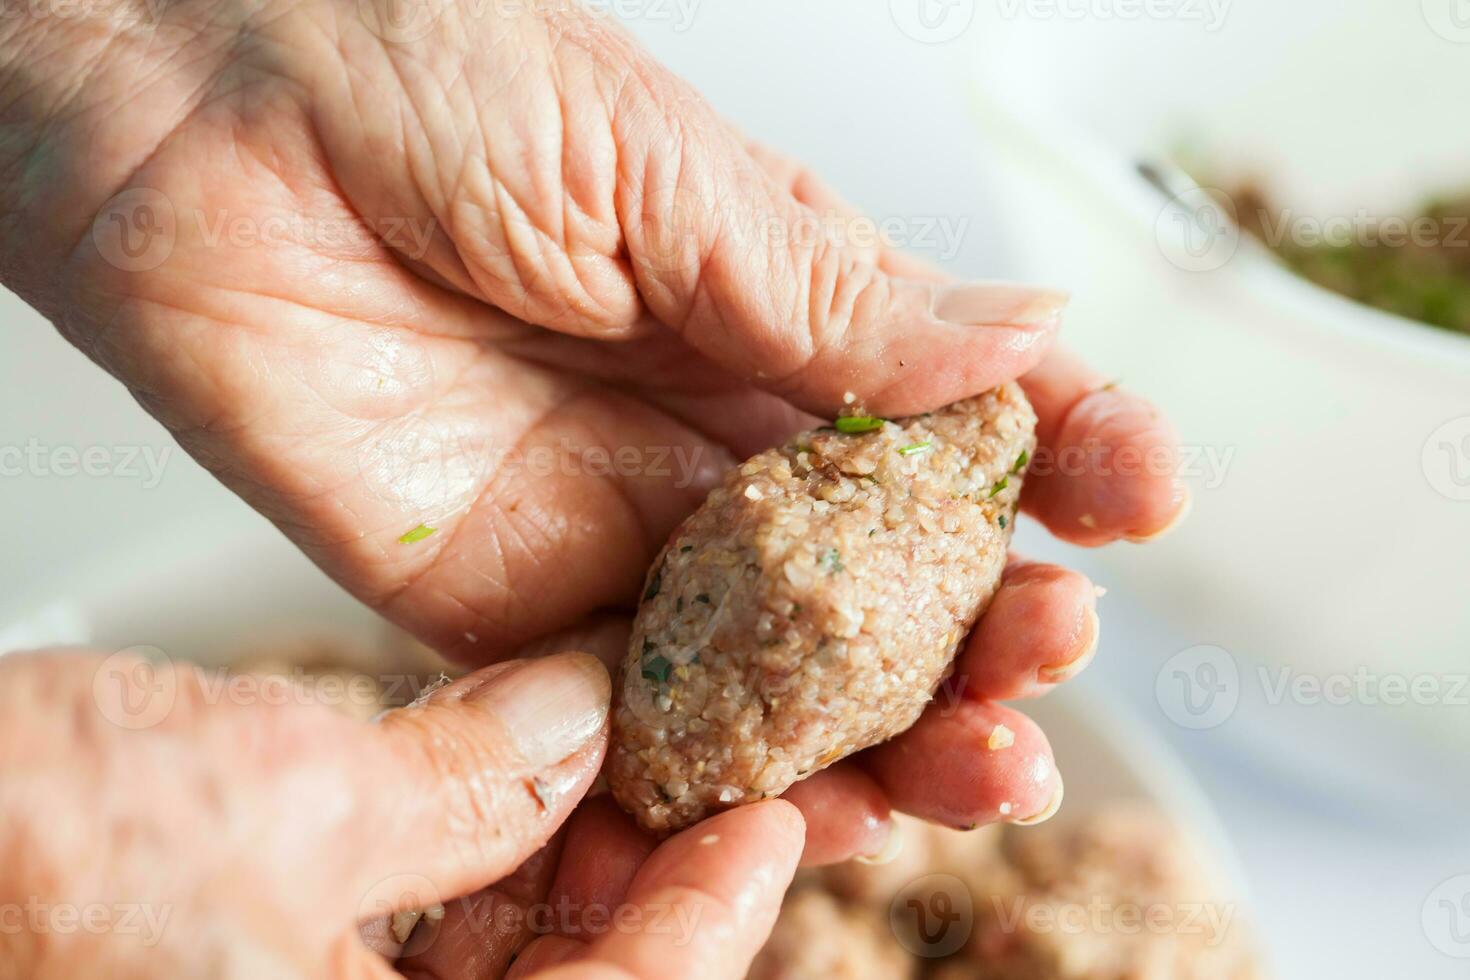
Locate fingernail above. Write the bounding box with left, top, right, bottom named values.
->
left=932, top=282, right=1070, bottom=328
left=467, top=652, right=610, bottom=770
left=1126, top=485, right=1193, bottom=544
left=1011, top=775, right=1064, bottom=827
left=854, top=820, right=903, bottom=866
left=1038, top=606, right=1101, bottom=685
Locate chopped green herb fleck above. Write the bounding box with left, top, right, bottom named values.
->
left=820, top=548, right=845, bottom=574
left=642, top=566, right=663, bottom=601
left=680, top=544, right=694, bottom=553
left=868, top=528, right=878, bottom=537
left=695, top=593, right=711, bottom=604
left=897, top=440, right=933, bottom=457
left=988, top=476, right=1010, bottom=499
left=1012, top=449, right=1030, bottom=474
left=834, top=415, right=885, bottom=434
left=998, top=514, right=1008, bottom=529
left=641, top=654, right=673, bottom=685
left=399, top=524, right=437, bottom=544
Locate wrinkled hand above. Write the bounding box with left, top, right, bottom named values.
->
left=0, top=0, right=1185, bottom=861
left=0, top=648, right=802, bottom=979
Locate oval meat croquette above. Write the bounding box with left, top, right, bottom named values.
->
left=609, top=384, right=1038, bottom=832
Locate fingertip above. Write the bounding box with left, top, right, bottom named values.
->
left=737, top=798, right=807, bottom=854
left=780, top=767, right=892, bottom=866
left=1024, top=383, right=1188, bottom=545
left=958, top=561, right=1100, bottom=700
left=1124, top=482, right=1192, bottom=543
left=862, top=702, right=1059, bottom=830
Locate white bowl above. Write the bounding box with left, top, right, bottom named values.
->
left=968, top=3, right=1470, bottom=815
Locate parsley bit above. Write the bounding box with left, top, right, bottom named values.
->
left=820, top=548, right=845, bottom=574
left=642, top=566, right=663, bottom=601
left=988, top=476, right=1010, bottom=499
left=897, top=440, right=933, bottom=457
left=1012, top=449, right=1030, bottom=474
left=998, top=514, right=1008, bottom=529
left=834, top=415, right=885, bottom=434
left=399, top=524, right=437, bottom=544
left=641, top=654, right=673, bottom=685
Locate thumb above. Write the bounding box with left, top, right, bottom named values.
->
left=355, top=652, right=610, bottom=918
left=614, top=68, right=1065, bottom=416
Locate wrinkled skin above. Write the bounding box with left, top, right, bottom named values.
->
left=0, top=0, right=1188, bottom=975
left=0, top=648, right=805, bottom=979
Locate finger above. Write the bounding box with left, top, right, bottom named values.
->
left=542, top=795, right=659, bottom=917
left=537, top=801, right=804, bottom=980
left=625, top=130, right=1065, bottom=416
left=860, top=701, right=1062, bottom=831
left=1019, top=348, right=1189, bottom=545
left=358, top=653, right=610, bottom=910
left=395, top=837, right=566, bottom=980
left=744, top=140, right=951, bottom=284
left=514, top=617, right=633, bottom=676
left=505, top=935, right=587, bottom=977
left=954, top=558, right=1101, bottom=701
left=335, top=939, right=404, bottom=980
left=779, top=766, right=894, bottom=867
left=738, top=147, right=1189, bottom=543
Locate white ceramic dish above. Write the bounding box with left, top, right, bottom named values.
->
left=968, top=3, right=1470, bottom=814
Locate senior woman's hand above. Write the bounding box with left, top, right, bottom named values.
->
left=0, top=0, right=1185, bottom=872
left=0, top=648, right=802, bottom=979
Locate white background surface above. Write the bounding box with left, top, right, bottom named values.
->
left=1, top=2, right=1465, bottom=976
